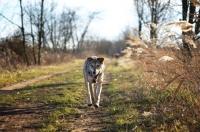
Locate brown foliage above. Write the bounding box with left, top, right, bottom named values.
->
left=0, top=37, right=32, bottom=69
left=138, top=47, right=200, bottom=104
left=0, top=36, right=74, bottom=70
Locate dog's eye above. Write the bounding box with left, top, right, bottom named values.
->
left=97, top=65, right=100, bottom=68
left=91, top=65, right=94, bottom=67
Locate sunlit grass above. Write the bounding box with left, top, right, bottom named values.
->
left=0, top=59, right=84, bottom=88
left=0, top=60, right=85, bottom=131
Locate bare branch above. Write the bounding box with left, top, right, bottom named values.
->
left=0, top=13, right=21, bottom=28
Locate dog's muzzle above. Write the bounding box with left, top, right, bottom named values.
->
left=88, top=71, right=100, bottom=83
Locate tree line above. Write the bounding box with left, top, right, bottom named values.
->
left=0, top=0, right=125, bottom=67
left=4, top=0, right=198, bottom=67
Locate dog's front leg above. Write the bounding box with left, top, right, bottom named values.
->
left=89, top=83, right=95, bottom=105
left=85, top=81, right=93, bottom=106
left=94, top=82, right=102, bottom=108
left=94, top=73, right=104, bottom=108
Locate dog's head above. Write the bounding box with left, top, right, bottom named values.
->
left=87, top=56, right=104, bottom=82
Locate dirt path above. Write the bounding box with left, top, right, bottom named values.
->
left=0, top=103, right=55, bottom=131
left=69, top=100, right=106, bottom=131
left=0, top=68, right=72, bottom=96
left=0, top=68, right=74, bottom=131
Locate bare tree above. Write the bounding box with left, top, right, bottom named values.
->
left=147, top=0, right=171, bottom=40
left=77, top=12, right=100, bottom=53
left=19, top=0, right=30, bottom=66
left=181, top=0, right=193, bottom=60
left=27, top=0, right=45, bottom=65
left=0, top=1, right=31, bottom=66
left=25, top=0, right=58, bottom=64
left=181, top=0, right=200, bottom=38
left=70, top=9, right=80, bottom=53
left=59, top=10, right=100, bottom=54
left=24, top=4, right=37, bottom=64
left=48, top=15, right=58, bottom=52
left=49, top=8, right=79, bottom=53
left=59, top=9, right=77, bottom=52
left=181, top=0, right=200, bottom=61
left=134, top=0, right=172, bottom=42
left=134, top=0, right=145, bottom=38
left=37, top=0, right=44, bottom=65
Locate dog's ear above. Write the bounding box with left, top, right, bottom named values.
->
left=97, top=57, right=104, bottom=64
left=87, top=57, right=94, bottom=62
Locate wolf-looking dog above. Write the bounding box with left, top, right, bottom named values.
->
left=83, top=56, right=105, bottom=108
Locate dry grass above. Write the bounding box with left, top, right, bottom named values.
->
left=124, top=20, right=200, bottom=106
left=122, top=20, right=200, bottom=129
left=120, top=47, right=200, bottom=131
left=137, top=48, right=200, bottom=104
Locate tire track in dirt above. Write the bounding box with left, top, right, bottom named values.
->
left=0, top=68, right=73, bottom=96
left=0, top=102, right=55, bottom=131
left=0, top=68, right=75, bottom=131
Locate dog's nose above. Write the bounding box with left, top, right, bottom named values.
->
left=93, top=71, right=96, bottom=74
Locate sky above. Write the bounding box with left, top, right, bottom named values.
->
left=0, top=0, right=183, bottom=41
left=0, top=0, right=138, bottom=40
left=57, top=0, right=138, bottom=40
left=57, top=0, right=181, bottom=40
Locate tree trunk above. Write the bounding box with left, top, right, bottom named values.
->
left=31, top=34, right=36, bottom=64
left=134, top=0, right=144, bottom=39
left=189, top=1, right=195, bottom=24
left=38, top=0, right=44, bottom=65
left=182, top=0, right=193, bottom=62
left=150, top=0, right=157, bottom=39
left=182, top=0, right=188, bottom=21
left=19, top=0, right=30, bottom=66
left=138, top=19, right=142, bottom=38
left=195, top=9, right=200, bottom=35
left=30, top=14, right=36, bottom=64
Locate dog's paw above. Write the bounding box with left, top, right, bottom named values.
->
left=94, top=104, right=99, bottom=108
left=87, top=104, right=92, bottom=107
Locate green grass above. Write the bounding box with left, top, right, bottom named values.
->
left=0, top=59, right=85, bottom=131
left=0, top=59, right=83, bottom=88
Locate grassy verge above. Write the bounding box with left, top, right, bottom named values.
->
left=102, top=62, right=200, bottom=131
left=0, top=61, right=86, bottom=131
left=0, top=59, right=83, bottom=88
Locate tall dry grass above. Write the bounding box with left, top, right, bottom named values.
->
left=137, top=48, right=200, bottom=104
left=123, top=21, right=200, bottom=105
left=122, top=21, right=200, bottom=129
